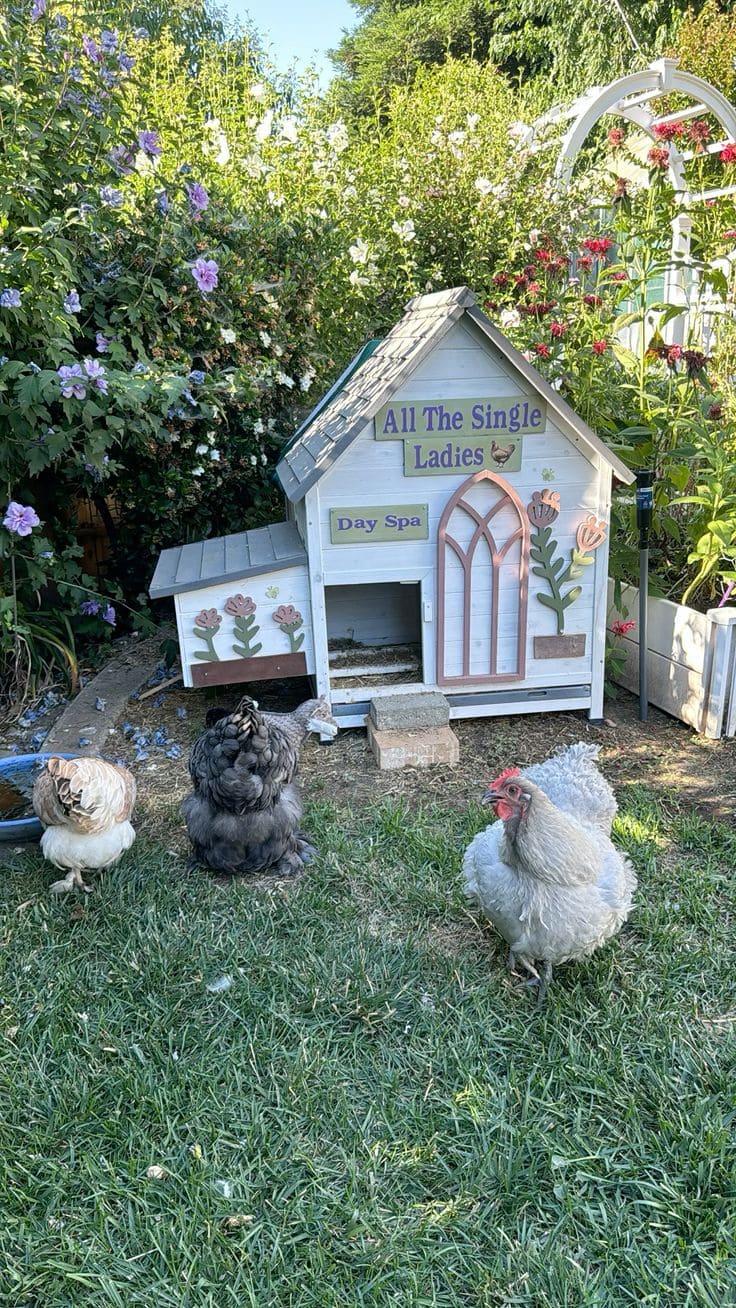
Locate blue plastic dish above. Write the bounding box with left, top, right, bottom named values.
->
left=0, top=752, right=76, bottom=843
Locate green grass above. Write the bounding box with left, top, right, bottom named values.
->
left=1, top=792, right=735, bottom=1307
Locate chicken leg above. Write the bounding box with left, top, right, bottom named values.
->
left=49, top=867, right=93, bottom=895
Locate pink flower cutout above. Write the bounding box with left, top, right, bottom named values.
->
left=225, top=594, right=256, bottom=617
left=195, top=608, right=221, bottom=629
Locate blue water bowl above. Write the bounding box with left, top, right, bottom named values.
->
left=0, top=752, right=77, bottom=844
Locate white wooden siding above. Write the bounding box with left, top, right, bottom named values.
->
left=175, top=565, right=314, bottom=686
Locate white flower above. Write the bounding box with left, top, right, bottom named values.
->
left=474, top=177, right=493, bottom=196
left=250, top=454, right=258, bottom=465
left=430, top=129, right=443, bottom=146
left=244, top=153, right=270, bottom=178
left=508, top=121, right=532, bottom=144
left=261, top=452, right=267, bottom=465
left=192, top=465, right=205, bottom=476
left=259, top=330, right=271, bottom=348
left=392, top=218, right=416, bottom=243
left=203, top=117, right=230, bottom=166
left=466, top=113, right=480, bottom=131
left=397, top=194, right=411, bottom=209
left=276, top=370, right=294, bottom=388
left=349, top=237, right=370, bottom=264
left=253, top=419, right=264, bottom=435
left=195, top=443, right=209, bottom=455
left=325, top=120, right=349, bottom=153
left=273, top=343, right=283, bottom=357
left=342, top=185, right=357, bottom=200
left=209, top=448, right=221, bottom=461
left=250, top=82, right=267, bottom=102
left=448, top=130, right=466, bottom=146
left=279, top=116, right=299, bottom=144
left=349, top=269, right=370, bottom=287
left=220, top=327, right=236, bottom=344
left=255, top=110, right=273, bottom=144
left=300, top=366, right=316, bottom=391
left=266, top=190, right=284, bottom=208
left=500, top=308, right=521, bottom=329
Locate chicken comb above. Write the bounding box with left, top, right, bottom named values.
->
left=488, top=766, right=520, bottom=789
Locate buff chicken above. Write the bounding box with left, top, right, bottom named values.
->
left=32, top=755, right=137, bottom=894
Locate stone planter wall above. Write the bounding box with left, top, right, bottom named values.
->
left=607, top=581, right=736, bottom=739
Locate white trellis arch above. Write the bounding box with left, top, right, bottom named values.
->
left=529, top=59, right=736, bottom=344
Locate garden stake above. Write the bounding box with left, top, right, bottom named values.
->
left=636, top=471, right=654, bottom=722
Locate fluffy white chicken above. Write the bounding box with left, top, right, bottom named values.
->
left=521, top=742, right=618, bottom=836
left=462, top=745, right=636, bottom=1002
left=32, top=756, right=136, bottom=894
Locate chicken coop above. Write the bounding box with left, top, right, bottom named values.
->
left=150, top=286, right=633, bottom=728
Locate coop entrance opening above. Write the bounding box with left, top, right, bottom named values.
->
left=326, top=581, right=423, bottom=686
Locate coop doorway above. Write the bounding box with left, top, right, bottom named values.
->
left=437, top=470, right=529, bottom=685
left=325, top=581, right=424, bottom=688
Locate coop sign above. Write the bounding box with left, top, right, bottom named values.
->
left=375, top=396, right=546, bottom=441
left=329, top=504, right=429, bottom=544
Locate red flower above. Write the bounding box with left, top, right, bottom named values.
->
left=549, top=320, right=567, bottom=338
left=720, top=144, right=736, bottom=164
left=683, top=348, right=709, bottom=376
left=612, top=619, right=635, bottom=637
left=653, top=121, right=683, bottom=141
left=534, top=343, right=551, bottom=359
left=583, top=293, right=603, bottom=308
left=514, top=273, right=528, bottom=288
left=647, top=145, right=670, bottom=170
left=687, top=120, right=710, bottom=150
left=721, top=229, right=736, bottom=240
left=610, top=270, right=628, bottom=282
left=534, top=247, right=554, bottom=263
left=526, top=281, right=542, bottom=297
left=665, top=344, right=682, bottom=367
left=581, top=236, right=613, bottom=257
left=492, top=272, right=509, bottom=287
left=483, top=299, right=498, bottom=313
left=592, top=339, right=608, bottom=355
left=577, top=254, right=593, bottom=272
left=607, top=127, right=625, bottom=148
left=708, top=403, right=723, bottom=420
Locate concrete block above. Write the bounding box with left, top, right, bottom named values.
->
left=367, top=720, right=459, bottom=770
left=369, top=691, right=450, bottom=732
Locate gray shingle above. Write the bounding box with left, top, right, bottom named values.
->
left=149, top=520, right=306, bottom=599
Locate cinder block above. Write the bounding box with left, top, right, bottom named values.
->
left=367, top=720, right=460, bottom=770
left=369, top=691, right=450, bottom=732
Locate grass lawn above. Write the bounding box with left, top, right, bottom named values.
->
left=1, top=786, right=735, bottom=1306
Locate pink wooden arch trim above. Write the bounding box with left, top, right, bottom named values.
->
left=437, top=470, right=530, bottom=686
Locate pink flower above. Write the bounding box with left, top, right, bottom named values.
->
left=272, top=604, right=302, bottom=627
left=647, top=145, right=670, bottom=170
left=583, top=293, right=603, bottom=308
left=708, top=403, right=723, bottom=420
left=224, top=594, right=256, bottom=617
left=720, top=144, right=736, bottom=164
left=653, top=121, right=683, bottom=141
left=195, top=608, right=221, bottom=629
left=191, top=258, right=218, bottom=294
left=549, top=320, right=567, bottom=338
left=3, top=501, right=40, bottom=536
left=581, top=236, right=613, bottom=257
left=576, top=515, right=607, bottom=552
left=607, top=127, right=625, bottom=148
left=526, top=489, right=560, bottom=528
left=687, top=120, right=710, bottom=150
left=534, top=342, right=551, bottom=359
left=612, top=619, right=635, bottom=638
left=592, top=339, right=608, bottom=355
left=721, top=229, right=736, bottom=241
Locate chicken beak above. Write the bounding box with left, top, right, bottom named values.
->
left=481, top=787, right=502, bottom=806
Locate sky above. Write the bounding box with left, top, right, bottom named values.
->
left=223, top=0, right=356, bottom=82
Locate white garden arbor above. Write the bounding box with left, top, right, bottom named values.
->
left=529, top=59, right=736, bottom=344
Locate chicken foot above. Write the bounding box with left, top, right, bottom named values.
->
left=296, top=832, right=319, bottom=865
left=507, top=951, right=552, bottom=1006
left=49, top=867, right=93, bottom=895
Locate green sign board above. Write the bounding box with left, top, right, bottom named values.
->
left=375, top=396, right=545, bottom=441
left=404, top=436, right=522, bottom=476
left=329, top=504, right=429, bottom=544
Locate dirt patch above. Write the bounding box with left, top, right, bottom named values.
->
left=98, top=670, right=735, bottom=836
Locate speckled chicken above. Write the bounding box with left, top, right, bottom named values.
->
left=32, top=756, right=136, bottom=894
left=183, top=695, right=337, bottom=877
left=462, top=748, right=636, bottom=1003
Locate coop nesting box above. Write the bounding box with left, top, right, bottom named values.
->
left=150, top=287, right=633, bottom=728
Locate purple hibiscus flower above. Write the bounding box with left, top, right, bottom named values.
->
left=3, top=501, right=40, bottom=537
left=0, top=289, right=21, bottom=309
left=189, top=369, right=205, bottom=384
left=102, top=604, right=116, bottom=625
left=63, top=289, right=82, bottom=314
left=191, top=258, right=218, bottom=294
left=110, top=144, right=135, bottom=174
left=82, top=34, right=104, bottom=64
left=95, top=331, right=110, bottom=353
left=30, top=0, right=46, bottom=20
left=99, top=29, right=118, bottom=52
left=58, top=364, right=86, bottom=399
left=99, top=186, right=124, bottom=208
left=138, top=130, right=162, bottom=159
left=118, top=52, right=134, bottom=74
left=186, top=182, right=209, bottom=213
left=83, top=358, right=108, bottom=393
left=80, top=599, right=101, bottom=616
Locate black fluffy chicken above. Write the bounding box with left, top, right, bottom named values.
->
left=183, top=695, right=337, bottom=876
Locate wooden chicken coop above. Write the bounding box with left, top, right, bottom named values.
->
left=150, top=287, right=633, bottom=728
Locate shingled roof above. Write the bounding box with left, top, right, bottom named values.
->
left=276, top=285, right=633, bottom=502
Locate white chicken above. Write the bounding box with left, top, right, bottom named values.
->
left=462, top=744, right=636, bottom=1002
left=32, top=755, right=136, bottom=894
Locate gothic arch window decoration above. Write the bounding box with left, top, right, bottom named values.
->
left=527, top=58, right=736, bottom=345
left=437, top=470, right=530, bottom=686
